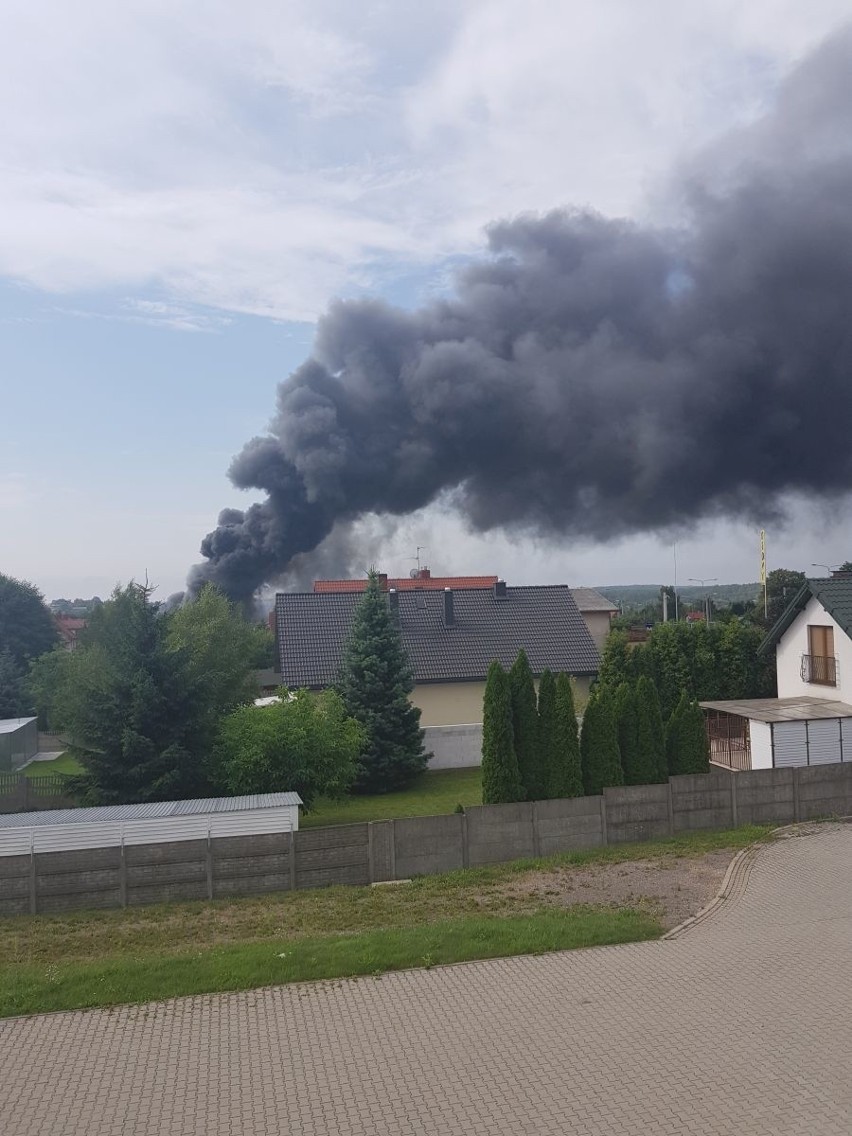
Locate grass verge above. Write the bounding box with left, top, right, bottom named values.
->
left=302, top=766, right=482, bottom=827
left=22, top=753, right=83, bottom=777
left=0, top=909, right=660, bottom=1018
left=0, top=824, right=772, bottom=1017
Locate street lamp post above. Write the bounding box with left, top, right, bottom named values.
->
left=688, top=577, right=718, bottom=623
left=811, top=563, right=839, bottom=576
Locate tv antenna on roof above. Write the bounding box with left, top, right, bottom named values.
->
left=407, top=546, right=427, bottom=573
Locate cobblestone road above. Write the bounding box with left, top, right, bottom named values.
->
left=3, top=824, right=851, bottom=1135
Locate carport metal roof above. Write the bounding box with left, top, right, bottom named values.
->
left=699, top=696, right=852, bottom=723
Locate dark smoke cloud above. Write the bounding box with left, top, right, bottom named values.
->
left=190, top=29, right=852, bottom=603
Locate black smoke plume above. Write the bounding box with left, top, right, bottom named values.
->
left=189, top=29, right=852, bottom=603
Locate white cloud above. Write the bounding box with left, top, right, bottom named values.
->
left=0, top=1, right=849, bottom=319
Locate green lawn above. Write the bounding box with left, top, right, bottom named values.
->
left=22, top=752, right=83, bottom=778
left=0, top=824, right=771, bottom=1018
left=302, top=767, right=483, bottom=827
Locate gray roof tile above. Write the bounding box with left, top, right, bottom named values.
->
left=275, top=585, right=600, bottom=687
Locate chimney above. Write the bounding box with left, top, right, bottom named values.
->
left=378, top=573, right=389, bottom=590
left=388, top=587, right=399, bottom=618
left=443, top=587, right=454, bottom=626
left=494, top=580, right=507, bottom=599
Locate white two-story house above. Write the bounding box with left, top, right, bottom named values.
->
left=702, top=574, right=852, bottom=770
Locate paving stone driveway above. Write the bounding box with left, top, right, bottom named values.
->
left=3, top=824, right=852, bottom=1136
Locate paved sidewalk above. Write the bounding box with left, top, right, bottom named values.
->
left=2, top=824, right=851, bottom=1135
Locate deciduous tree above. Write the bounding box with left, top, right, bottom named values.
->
left=216, top=690, right=362, bottom=808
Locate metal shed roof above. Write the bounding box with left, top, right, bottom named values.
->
left=0, top=717, right=37, bottom=735
left=0, top=792, right=302, bottom=830
left=699, top=696, right=852, bottom=723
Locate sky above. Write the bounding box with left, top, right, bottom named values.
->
left=3, top=0, right=852, bottom=601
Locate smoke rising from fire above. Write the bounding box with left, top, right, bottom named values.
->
left=189, top=29, right=852, bottom=603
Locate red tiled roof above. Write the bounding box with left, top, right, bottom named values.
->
left=313, top=576, right=499, bottom=593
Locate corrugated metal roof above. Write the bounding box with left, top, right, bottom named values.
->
left=700, top=696, right=852, bottom=723
left=276, top=584, right=600, bottom=688
left=0, top=717, right=37, bottom=735
left=0, top=792, right=302, bottom=829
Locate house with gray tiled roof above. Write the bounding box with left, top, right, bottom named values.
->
left=701, top=573, right=852, bottom=772
left=570, top=587, right=618, bottom=652
left=274, top=581, right=600, bottom=769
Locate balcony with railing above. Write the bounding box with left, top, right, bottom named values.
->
left=800, top=654, right=838, bottom=686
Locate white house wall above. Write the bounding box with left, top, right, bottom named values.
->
left=748, top=719, right=774, bottom=769
left=775, top=594, right=852, bottom=701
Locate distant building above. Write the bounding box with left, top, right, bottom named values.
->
left=54, top=613, right=87, bottom=650
left=313, top=568, right=498, bottom=592
left=275, top=580, right=600, bottom=769
left=702, top=573, right=852, bottom=770
left=570, top=587, right=618, bottom=652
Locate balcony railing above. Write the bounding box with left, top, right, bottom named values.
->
left=801, top=654, right=838, bottom=686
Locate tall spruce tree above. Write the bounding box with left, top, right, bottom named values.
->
left=509, top=649, right=542, bottom=800
left=51, top=583, right=207, bottom=803
left=635, top=675, right=668, bottom=783
left=615, top=682, right=643, bottom=785
left=580, top=690, right=623, bottom=796
left=481, top=661, right=523, bottom=804
left=536, top=669, right=557, bottom=799
left=552, top=673, right=583, bottom=797
left=338, top=570, right=427, bottom=793
left=667, top=692, right=711, bottom=775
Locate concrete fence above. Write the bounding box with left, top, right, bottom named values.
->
left=2, top=762, right=852, bottom=917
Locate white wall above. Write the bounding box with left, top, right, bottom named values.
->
left=748, top=719, right=773, bottom=769
left=775, top=594, right=852, bottom=702
left=423, top=724, right=483, bottom=769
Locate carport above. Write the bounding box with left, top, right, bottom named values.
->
left=701, top=696, right=852, bottom=771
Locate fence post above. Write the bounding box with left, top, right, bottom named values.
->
left=730, top=774, right=739, bottom=829
left=666, top=780, right=675, bottom=836
left=792, top=766, right=801, bottom=823
left=289, top=829, right=297, bottom=891
left=29, top=834, right=37, bottom=916
left=119, top=835, right=128, bottom=908
left=600, top=794, right=609, bottom=846
left=206, top=828, right=214, bottom=901
left=531, top=802, right=541, bottom=858
left=461, top=811, right=469, bottom=869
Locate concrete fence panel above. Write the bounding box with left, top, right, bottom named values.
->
left=604, top=784, right=671, bottom=844
left=797, top=763, right=852, bottom=821
left=212, top=832, right=292, bottom=899
left=466, top=802, right=535, bottom=866
left=394, top=814, right=465, bottom=878
left=294, top=823, right=370, bottom=890
left=671, top=772, right=734, bottom=832
left=736, top=768, right=795, bottom=826
left=36, top=845, right=122, bottom=914
left=534, top=796, right=604, bottom=856
left=0, top=854, right=32, bottom=917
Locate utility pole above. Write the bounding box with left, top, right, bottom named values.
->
left=689, top=578, right=717, bottom=623
left=673, top=543, right=679, bottom=621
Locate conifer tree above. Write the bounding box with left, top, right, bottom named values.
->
left=509, top=649, right=542, bottom=800
left=636, top=675, right=668, bottom=783
left=615, top=682, right=643, bottom=785
left=338, top=570, right=427, bottom=793
left=536, top=669, right=557, bottom=799
left=552, top=673, right=583, bottom=797
left=481, top=661, right=523, bottom=804
left=580, top=690, right=624, bottom=796
left=667, top=692, right=710, bottom=775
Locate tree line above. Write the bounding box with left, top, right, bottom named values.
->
left=481, top=648, right=710, bottom=805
